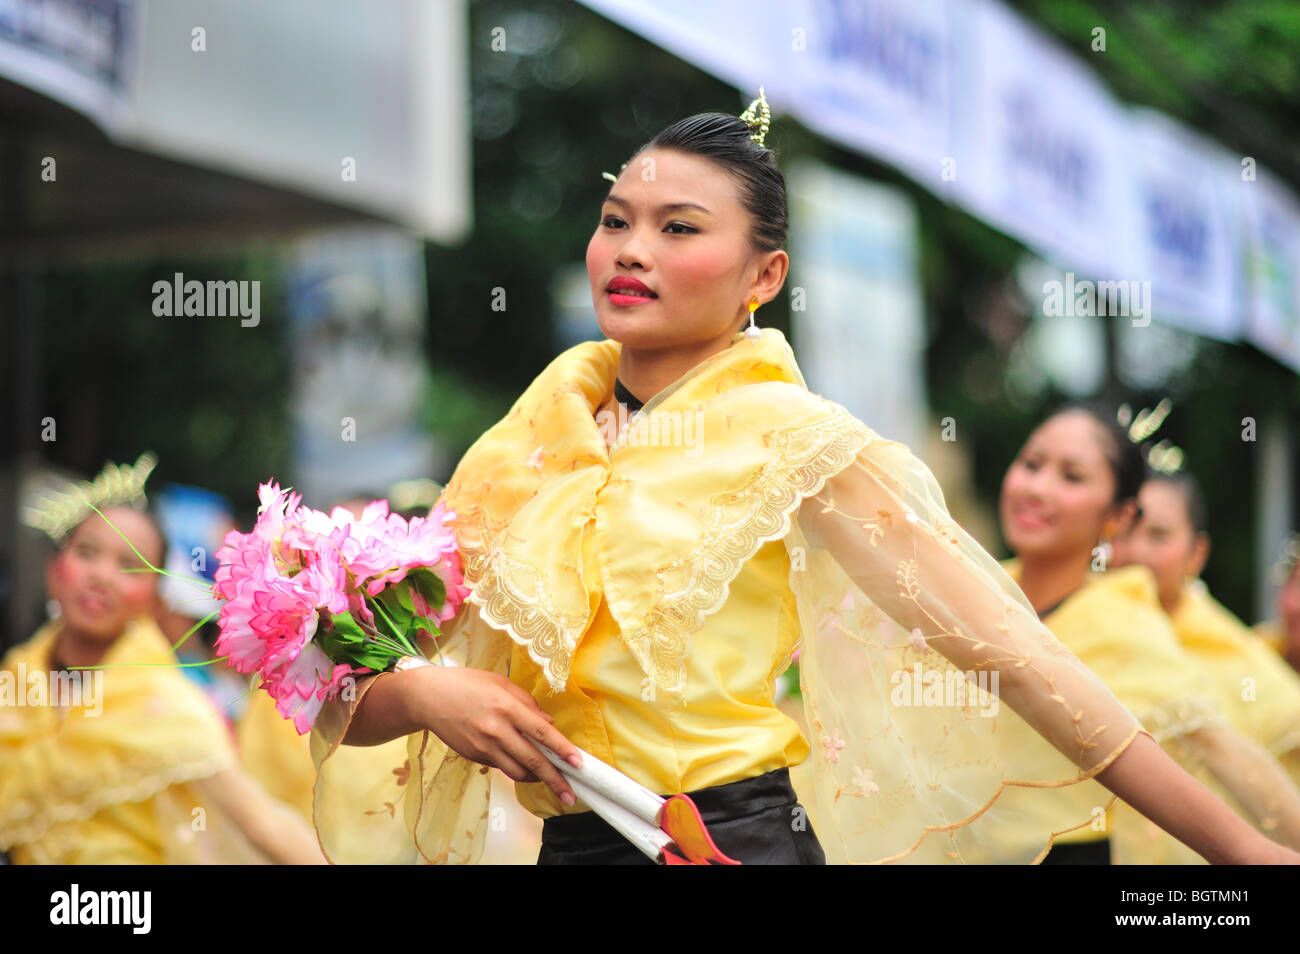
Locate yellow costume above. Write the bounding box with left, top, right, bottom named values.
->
left=1255, top=620, right=1286, bottom=655
left=238, top=675, right=415, bottom=861
left=0, top=616, right=271, bottom=864
left=237, top=684, right=317, bottom=822
left=1172, top=584, right=1300, bottom=785
left=313, top=328, right=1154, bottom=864
left=998, top=561, right=1237, bottom=863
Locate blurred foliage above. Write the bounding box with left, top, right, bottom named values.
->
left=38, top=251, right=292, bottom=526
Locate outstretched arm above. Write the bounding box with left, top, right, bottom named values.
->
left=801, top=441, right=1298, bottom=864
left=1174, top=725, right=1300, bottom=852
left=195, top=768, right=327, bottom=864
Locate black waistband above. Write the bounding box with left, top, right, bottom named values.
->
left=541, top=768, right=798, bottom=850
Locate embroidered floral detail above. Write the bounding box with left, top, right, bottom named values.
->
left=0, top=751, right=232, bottom=851
left=526, top=447, right=545, bottom=471
left=1138, top=694, right=1227, bottom=744
left=624, top=408, right=873, bottom=692
left=822, top=728, right=845, bottom=763
left=896, top=559, right=921, bottom=600
left=394, top=759, right=411, bottom=786
left=458, top=512, right=592, bottom=692
left=861, top=509, right=895, bottom=547
left=852, top=766, right=879, bottom=797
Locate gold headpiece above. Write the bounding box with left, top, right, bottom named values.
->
left=1272, top=533, right=1300, bottom=586
left=739, top=86, right=771, bottom=147
left=1116, top=399, right=1184, bottom=474
left=22, top=452, right=158, bottom=543
left=600, top=86, right=773, bottom=182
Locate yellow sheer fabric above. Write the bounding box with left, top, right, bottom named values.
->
left=312, top=328, right=1154, bottom=864
left=238, top=684, right=317, bottom=822
left=995, top=563, right=1300, bottom=863
left=994, top=563, right=1231, bottom=863
left=0, top=616, right=272, bottom=864
left=1172, top=584, right=1300, bottom=784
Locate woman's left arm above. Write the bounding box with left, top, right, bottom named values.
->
left=799, top=442, right=1299, bottom=864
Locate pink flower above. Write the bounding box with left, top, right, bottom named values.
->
left=209, top=483, right=469, bottom=733
left=264, top=643, right=354, bottom=734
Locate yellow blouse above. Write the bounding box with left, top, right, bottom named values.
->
left=312, top=328, right=1151, bottom=864
left=998, top=562, right=1225, bottom=855
left=1172, top=584, right=1300, bottom=778
left=1255, top=619, right=1291, bottom=659
left=0, top=617, right=247, bottom=864
left=509, top=537, right=808, bottom=817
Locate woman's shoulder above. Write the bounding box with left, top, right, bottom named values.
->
left=1054, top=564, right=1179, bottom=648
left=709, top=382, right=886, bottom=441
left=1, top=621, right=60, bottom=672
left=1092, top=563, right=1162, bottom=607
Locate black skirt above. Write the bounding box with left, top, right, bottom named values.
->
left=1040, top=838, right=1111, bottom=865
left=537, top=767, right=826, bottom=865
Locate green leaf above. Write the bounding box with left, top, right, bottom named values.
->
left=317, top=611, right=403, bottom=671
left=408, top=568, right=447, bottom=614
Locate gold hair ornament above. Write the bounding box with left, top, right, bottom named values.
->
left=22, top=452, right=158, bottom=544
left=739, top=86, right=771, bottom=147
left=1116, top=399, right=1184, bottom=475
left=1272, top=533, right=1300, bottom=587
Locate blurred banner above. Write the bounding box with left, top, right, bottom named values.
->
left=1242, top=171, right=1300, bottom=373
left=950, top=0, right=1126, bottom=281
left=577, top=0, right=1300, bottom=372
left=0, top=0, right=469, bottom=242
left=783, top=0, right=957, bottom=188
left=1113, top=110, right=1243, bottom=342
left=0, top=0, right=137, bottom=134
left=285, top=227, right=439, bottom=506
left=789, top=159, right=927, bottom=448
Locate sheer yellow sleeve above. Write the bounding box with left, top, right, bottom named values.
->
left=787, top=429, right=1148, bottom=863
left=309, top=598, right=511, bottom=864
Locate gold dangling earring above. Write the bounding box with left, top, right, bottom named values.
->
left=745, top=295, right=762, bottom=339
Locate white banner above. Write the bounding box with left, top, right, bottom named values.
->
left=1114, top=109, right=1244, bottom=341
left=576, top=0, right=1298, bottom=364
left=1241, top=169, right=1300, bottom=373
left=577, top=0, right=959, bottom=189
left=0, top=0, right=137, bottom=134
left=122, top=0, right=469, bottom=243
left=0, top=0, right=470, bottom=241
left=950, top=0, right=1128, bottom=278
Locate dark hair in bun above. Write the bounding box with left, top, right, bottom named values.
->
left=632, top=112, right=788, bottom=253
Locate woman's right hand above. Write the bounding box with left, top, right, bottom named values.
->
left=405, top=664, right=583, bottom=806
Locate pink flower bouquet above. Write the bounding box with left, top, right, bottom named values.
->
left=211, top=482, right=469, bottom=733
